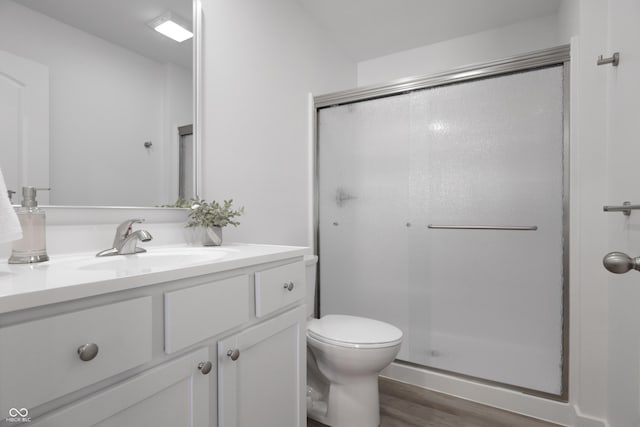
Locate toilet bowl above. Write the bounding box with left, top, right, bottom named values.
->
left=304, top=255, right=402, bottom=427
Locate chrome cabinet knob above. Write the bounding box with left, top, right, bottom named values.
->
left=283, top=282, right=294, bottom=291
left=198, top=361, right=212, bottom=375
left=227, top=349, right=240, bottom=361
left=603, top=252, right=640, bottom=274
left=77, top=343, right=99, bottom=361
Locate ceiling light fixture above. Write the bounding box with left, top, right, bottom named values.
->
left=148, top=12, right=193, bottom=43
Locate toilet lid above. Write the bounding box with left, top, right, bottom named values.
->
left=307, top=315, right=403, bottom=348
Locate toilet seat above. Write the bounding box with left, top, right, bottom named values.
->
left=307, top=315, right=403, bottom=349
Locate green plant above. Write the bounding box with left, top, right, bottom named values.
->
left=186, top=199, right=244, bottom=228
left=159, top=197, right=195, bottom=208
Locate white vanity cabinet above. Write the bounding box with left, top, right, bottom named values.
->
left=0, top=246, right=308, bottom=427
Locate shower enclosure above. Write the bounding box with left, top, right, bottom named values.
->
left=315, top=46, right=569, bottom=398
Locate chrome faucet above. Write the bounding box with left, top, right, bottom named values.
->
left=96, top=219, right=153, bottom=257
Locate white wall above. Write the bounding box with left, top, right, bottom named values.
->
left=565, top=1, right=611, bottom=425
left=200, top=0, right=356, bottom=246
left=357, top=14, right=563, bottom=87
left=0, top=0, right=191, bottom=207
left=557, top=0, right=580, bottom=44
left=604, top=1, right=640, bottom=425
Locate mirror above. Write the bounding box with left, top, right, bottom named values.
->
left=0, top=0, right=195, bottom=207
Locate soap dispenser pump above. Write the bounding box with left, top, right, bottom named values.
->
left=9, top=187, right=50, bottom=264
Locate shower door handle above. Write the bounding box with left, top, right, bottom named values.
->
left=603, top=252, right=640, bottom=274
left=427, top=224, right=538, bottom=231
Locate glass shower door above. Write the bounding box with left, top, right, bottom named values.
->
left=317, top=93, right=411, bottom=350
left=318, top=65, right=566, bottom=395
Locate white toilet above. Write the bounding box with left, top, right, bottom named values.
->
left=304, top=255, right=403, bottom=427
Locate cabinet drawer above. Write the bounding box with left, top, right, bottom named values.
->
left=164, top=275, right=250, bottom=354
left=255, top=261, right=305, bottom=318
left=0, top=297, right=152, bottom=415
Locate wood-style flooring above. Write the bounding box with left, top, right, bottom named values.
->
left=307, top=377, right=562, bottom=427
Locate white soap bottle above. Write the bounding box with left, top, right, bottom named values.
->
left=9, top=187, right=50, bottom=264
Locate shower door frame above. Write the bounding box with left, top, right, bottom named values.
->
left=312, top=44, right=571, bottom=401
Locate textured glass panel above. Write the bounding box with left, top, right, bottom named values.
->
left=408, top=66, right=564, bottom=393
left=318, top=95, right=411, bottom=338
left=318, top=66, right=564, bottom=394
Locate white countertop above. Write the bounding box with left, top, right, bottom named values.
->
left=0, top=243, right=310, bottom=314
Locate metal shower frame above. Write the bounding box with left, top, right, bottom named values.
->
left=312, top=44, right=571, bottom=401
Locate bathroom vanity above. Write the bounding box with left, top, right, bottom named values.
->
left=0, top=243, right=308, bottom=426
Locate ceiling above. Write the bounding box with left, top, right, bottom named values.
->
left=15, top=0, right=563, bottom=67
left=16, top=0, right=193, bottom=69
left=297, top=0, right=564, bottom=61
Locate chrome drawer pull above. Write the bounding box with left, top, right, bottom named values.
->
left=77, top=343, right=99, bottom=361
left=227, top=349, right=240, bottom=361
left=198, top=361, right=213, bottom=375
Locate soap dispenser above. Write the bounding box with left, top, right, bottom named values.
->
left=9, top=187, right=50, bottom=264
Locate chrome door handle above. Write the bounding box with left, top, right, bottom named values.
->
left=227, top=349, right=240, bottom=361
left=283, top=282, right=294, bottom=291
left=603, top=252, right=640, bottom=274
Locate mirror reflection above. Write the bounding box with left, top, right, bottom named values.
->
left=0, top=0, right=194, bottom=207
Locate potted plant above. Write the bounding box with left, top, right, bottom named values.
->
left=162, top=198, right=244, bottom=246
left=188, top=199, right=244, bottom=246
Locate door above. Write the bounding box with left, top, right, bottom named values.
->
left=603, top=0, right=640, bottom=425
left=217, top=306, right=306, bottom=427
left=0, top=50, right=49, bottom=202
left=30, top=348, right=211, bottom=427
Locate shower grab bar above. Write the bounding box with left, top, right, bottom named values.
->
left=427, top=224, right=538, bottom=231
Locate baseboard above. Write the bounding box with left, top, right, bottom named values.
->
left=382, top=362, right=585, bottom=426
left=573, top=409, right=608, bottom=427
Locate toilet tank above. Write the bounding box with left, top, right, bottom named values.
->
left=305, top=255, right=318, bottom=318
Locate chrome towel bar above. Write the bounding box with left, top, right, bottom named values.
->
left=427, top=225, right=538, bottom=231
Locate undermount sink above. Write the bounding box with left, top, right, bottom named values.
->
left=44, top=246, right=237, bottom=276
left=80, top=250, right=226, bottom=272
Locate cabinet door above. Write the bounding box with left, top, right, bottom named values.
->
left=218, top=306, right=306, bottom=427
left=30, top=348, right=211, bottom=427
